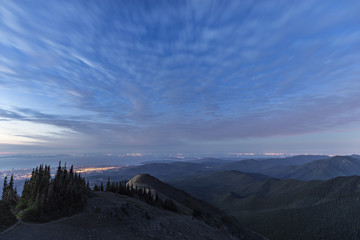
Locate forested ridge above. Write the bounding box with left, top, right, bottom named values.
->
left=0, top=163, right=178, bottom=230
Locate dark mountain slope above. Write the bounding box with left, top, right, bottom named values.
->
left=1, top=175, right=266, bottom=240
left=171, top=170, right=269, bottom=205
left=230, top=176, right=360, bottom=240
left=221, top=175, right=360, bottom=213
left=235, top=198, right=360, bottom=240
left=127, top=174, right=265, bottom=239
left=1, top=192, right=262, bottom=240
left=173, top=170, right=360, bottom=240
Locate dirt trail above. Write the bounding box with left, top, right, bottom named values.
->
left=0, top=219, right=20, bottom=236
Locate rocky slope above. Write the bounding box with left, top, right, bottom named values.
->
left=127, top=174, right=265, bottom=239
left=1, top=175, right=266, bottom=240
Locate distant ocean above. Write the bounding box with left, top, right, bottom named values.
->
left=0, top=154, right=147, bottom=171
left=0, top=153, right=279, bottom=171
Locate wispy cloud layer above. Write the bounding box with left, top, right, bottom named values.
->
left=0, top=0, right=360, bottom=153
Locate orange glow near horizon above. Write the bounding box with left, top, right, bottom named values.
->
left=75, top=166, right=121, bottom=174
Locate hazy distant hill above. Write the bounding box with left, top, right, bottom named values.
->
left=173, top=170, right=360, bottom=240
left=102, top=160, right=228, bottom=182
left=258, top=155, right=330, bottom=165
left=218, top=155, right=329, bottom=177
left=277, top=155, right=360, bottom=180
left=92, top=155, right=329, bottom=183
left=188, top=157, right=229, bottom=165
left=217, top=155, right=360, bottom=181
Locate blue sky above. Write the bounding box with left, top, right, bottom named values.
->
left=0, top=0, right=360, bottom=155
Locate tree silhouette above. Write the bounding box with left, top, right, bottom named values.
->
left=18, top=162, right=91, bottom=222
left=1, top=174, right=19, bottom=209
left=102, top=177, right=178, bottom=212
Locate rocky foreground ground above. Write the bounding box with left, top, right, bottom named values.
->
left=0, top=191, right=265, bottom=240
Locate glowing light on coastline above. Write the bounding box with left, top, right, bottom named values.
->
left=75, top=166, right=121, bottom=174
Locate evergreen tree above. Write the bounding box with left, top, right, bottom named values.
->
left=98, top=177, right=177, bottom=213
left=106, top=177, right=111, bottom=192
left=1, top=176, right=8, bottom=201
left=1, top=175, right=19, bottom=209
left=18, top=162, right=91, bottom=222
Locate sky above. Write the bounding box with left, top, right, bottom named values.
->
left=0, top=0, right=360, bottom=156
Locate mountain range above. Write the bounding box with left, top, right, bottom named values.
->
left=4, top=154, right=360, bottom=239
left=99, top=155, right=360, bottom=182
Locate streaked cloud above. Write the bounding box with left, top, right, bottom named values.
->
left=0, top=0, right=359, bottom=154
